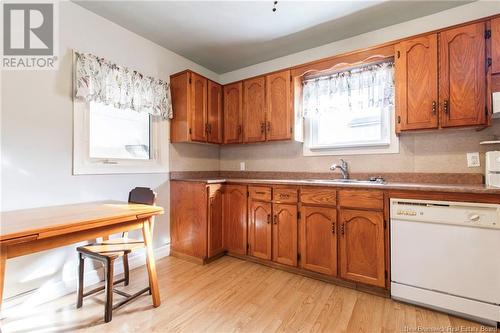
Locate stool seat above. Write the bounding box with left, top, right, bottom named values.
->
left=78, top=238, right=144, bottom=258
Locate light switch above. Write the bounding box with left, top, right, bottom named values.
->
left=467, top=152, right=480, bottom=167
left=240, top=161, right=246, bottom=171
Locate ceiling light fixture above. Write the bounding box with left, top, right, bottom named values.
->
left=272, top=1, right=278, bottom=12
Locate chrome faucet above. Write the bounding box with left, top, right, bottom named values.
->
left=330, top=159, right=349, bottom=179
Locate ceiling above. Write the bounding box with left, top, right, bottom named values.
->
left=74, top=1, right=472, bottom=74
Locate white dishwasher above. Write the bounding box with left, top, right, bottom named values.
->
left=390, top=198, right=500, bottom=326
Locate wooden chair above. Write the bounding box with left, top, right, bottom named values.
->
left=76, top=187, right=156, bottom=323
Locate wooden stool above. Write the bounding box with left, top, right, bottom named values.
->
left=76, top=187, right=157, bottom=323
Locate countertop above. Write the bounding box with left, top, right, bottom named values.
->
left=172, top=178, right=500, bottom=195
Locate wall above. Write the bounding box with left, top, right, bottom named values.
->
left=1, top=2, right=219, bottom=300
left=219, top=1, right=500, bottom=174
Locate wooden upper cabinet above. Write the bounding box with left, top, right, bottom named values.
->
left=266, top=70, right=292, bottom=141
left=300, top=206, right=337, bottom=276
left=248, top=200, right=272, bottom=260
left=208, top=185, right=224, bottom=258
left=190, top=72, right=208, bottom=141
left=207, top=81, right=223, bottom=144
left=395, top=34, right=439, bottom=131
left=439, top=23, right=486, bottom=127
left=492, top=17, right=500, bottom=74
left=339, top=209, right=385, bottom=287
left=223, top=185, right=247, bottom=255
left=272, top=203, right=297, bottom=267
left=243, top=77, right=266, bottom=143
left=223, top=82, right=243, bottom=144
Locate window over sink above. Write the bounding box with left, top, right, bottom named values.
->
left=302, top=60, right=399, bottom=156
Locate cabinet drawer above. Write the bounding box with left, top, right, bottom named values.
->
left=273, top=187, right=298, bottom=203
left=338, top=189, right=383, bottom=210
left=249, top=186, right=272, bottom=201
left=300, top=187, right=336, bottom=206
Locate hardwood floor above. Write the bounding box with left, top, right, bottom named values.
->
left=1, top=256, right=491, bottom=333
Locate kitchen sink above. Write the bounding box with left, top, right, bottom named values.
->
left=304, top=178, right=386, bottom=185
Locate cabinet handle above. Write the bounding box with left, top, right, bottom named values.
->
left=341, top=223, right=345, bottom=236
left=443, top=100, right=449, bottom=115
left=267, top=121, right=271, bottom=132
left=255, top=191, right=266, bottom=195
left=432, top=101, right=437, bottom=115
left=237, top=125, right=242, bottom=136
left=331, top=221, right=335, bottom=234
left=273, top=215, right=278, bottom=225
left=267, top=214, right=271, bottom=224
left=260, top=122, right=266, bottom=134
left=279, top=193, right=290, bottom=199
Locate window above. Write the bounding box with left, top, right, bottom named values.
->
left=302, top=61, right=399, bottom=156
left=89, top=103, right=151, bottom=160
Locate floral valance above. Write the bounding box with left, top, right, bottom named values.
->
left=74, top=51, right=172, bottom=120
left=302, top=61, right=394, bottom=118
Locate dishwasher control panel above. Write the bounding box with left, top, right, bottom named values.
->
left=391, top=199, right=500, bottom=229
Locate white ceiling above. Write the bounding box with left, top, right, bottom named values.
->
left=74, top=1, right=472, bottom=74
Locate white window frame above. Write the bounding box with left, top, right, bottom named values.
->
left=73, top=99, right=169, bottom=175
left=303, top=106, right=399, bottom=157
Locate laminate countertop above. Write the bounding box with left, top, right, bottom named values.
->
left=171, top=178, right=500, bottom=195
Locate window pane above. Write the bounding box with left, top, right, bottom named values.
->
left=89, top=102, right=150, bottom=160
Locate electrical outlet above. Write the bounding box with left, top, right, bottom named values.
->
left=240, top=161, right=246, bottom=171
left=467, top=152, right=480, bottom=167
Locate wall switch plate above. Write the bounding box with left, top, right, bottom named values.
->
left=467, top=152, right=480, bottom=167
left=240, top=162, right=246, bottom=171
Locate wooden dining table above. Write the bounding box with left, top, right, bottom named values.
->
left=0, top=201, right=164, bottom=310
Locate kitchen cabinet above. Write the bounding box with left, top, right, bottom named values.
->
left=272, top=203, right=298, bottom=266
left=207, top=81, right=223, bottom=144
left=395, top=34, right=439, bottom=131
left=248, top=200, right=272, bottom=260
left=439, top=23, right=486, bottom=127
left=339, top=209, right=385, bottom=288
left=300, top=205, right=337, bottom=276
left=170, top=70, right=223, bottom=143
left=243, top=77, right=267, bottom=143
left=266, top=70, right=293, bottom=141
left=223, top=82, right=243, bottom=144
left=492, top=17, right=500, bottom=75
left=170, top=181, right=223, bottom=262
left=223, top=184, right=248, bottom=255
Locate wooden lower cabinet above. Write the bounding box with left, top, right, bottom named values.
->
left=171, top=181, right=223, bottom=262
left=339, top=209, right=386, bottom=288
left=272, top=203, right=298, bottom=266
left=248, top=200, right=272, bottom=260
left=300, top=205, right=337, bottom=276
left=223, top=185, right=248, bottom=255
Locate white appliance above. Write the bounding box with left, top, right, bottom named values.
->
left=493, top=92, right=500, bottom=119
left=391, top=198, right=500, bottom=326
left=486, top=151, right=500, bottom=188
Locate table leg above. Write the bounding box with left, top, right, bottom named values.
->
left=142, top=219, right=160, bottom=307
left=0, top=248, right=6, bottom=311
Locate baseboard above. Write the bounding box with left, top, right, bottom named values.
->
left=2, top=243, right=170, bottom=314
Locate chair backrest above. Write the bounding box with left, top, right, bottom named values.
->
left=128, top=187, right=156, bottom=205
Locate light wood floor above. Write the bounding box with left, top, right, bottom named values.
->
left=1, top=256, right=492, bottom=333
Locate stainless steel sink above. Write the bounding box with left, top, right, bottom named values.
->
left=304, top=178, right=385, bottom=185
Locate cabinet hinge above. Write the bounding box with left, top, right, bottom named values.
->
left=297, top=211, right=301, bottom=220
left=396, top=50, right=400, bottom=59
left=297, top=253, right=301, bottom=261
left=485, top=29, right=491, bottom=39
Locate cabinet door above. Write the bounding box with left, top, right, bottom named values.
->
left=439, top=23, right=486, bottom=127
left=272, top=203, right=297, bottom=266
left=223, top=185, right=247, bottom=255
left=339, top=209, right=385, bottom=287
left=395, top=34, right=438, bottom=131
left=190, top=72, right=208, bottom=141
left=207, top=81, right=223, bottom=144
left=243, top=77, right=266, bottom=143
left=249, top=200, right=272, bottom=260
left=208, top=185, right=224, bottom=258
left=300, top=206, right=337, bottom=276
left=223, top=82, right=243, bottom=144
left=266, top=70, right=292, bottom=141
left=492, top=17, right=500, bottom=75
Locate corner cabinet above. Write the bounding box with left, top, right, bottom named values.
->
left=223, top=185, right=248, bottom=255
left=396, top=22, right=487, bottom=131
left=170, top=70, right=222, bottom=143
left=223, top=82, right=243, bottom=144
